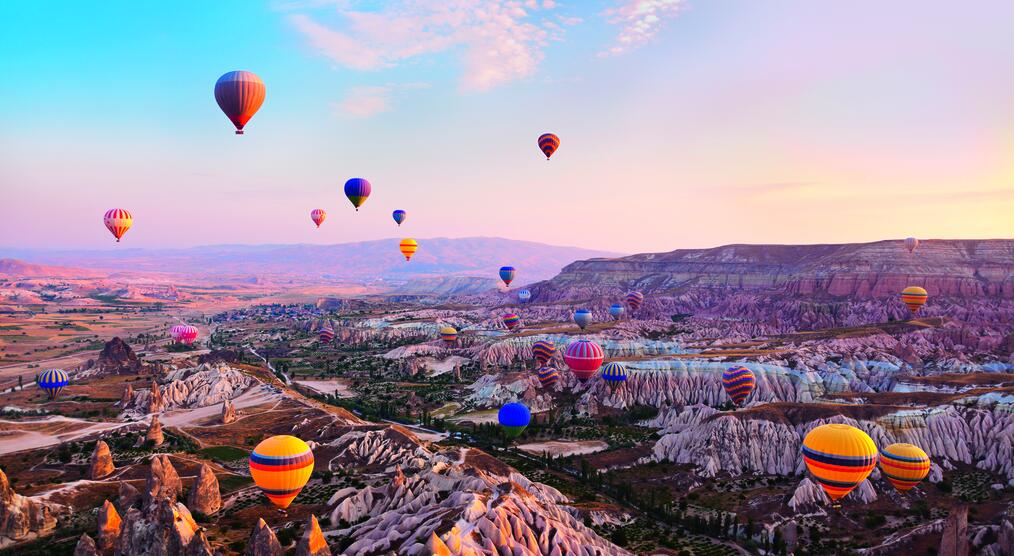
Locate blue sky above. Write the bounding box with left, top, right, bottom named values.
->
left=2, top=1, right=1012, bottom=252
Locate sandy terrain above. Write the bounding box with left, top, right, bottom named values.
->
left=293, top=379, right=354, bottom=398
left=516, top=440, right=609, bottom=457
left=0, top=416, right=129, bottom=454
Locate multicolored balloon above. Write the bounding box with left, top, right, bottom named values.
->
left=538, top=133, right=560, bottom=160
left=626, top=291, right=644, bottom=311
left=38, top=368, right=69, bottom=400
left=601, top=362, right=627, bottom=383
left=499, top=266, right=516, bottom=288
left=498, top=402, right=531, bottom=439
left=104, top=208, right=133, bottom=243
left=399, top=238, right=418, bottom=261
left=318, top=326, right=335, bottom=343
left=344, top=178, right=372, bottom=211
left=170, top=324, right=199, bottom=345
left=564, top=339, right=604, bottom=382
left=536, top=366, right=559, bottom=388
left=904, top=237, right=919, bottom=254
left=214, top=71, right=266, bottom=135
left=249, top=435, right=314, bottom=509
left=532, top=340, right=555, bottom=366
left=440, top=326, right=458, bottom=347
left=392, top=210, right=406, bottom=226
left=609, top=304, right=624, bottom=320
left=517, top=289, right=531, bottom=303
left=310, top=209, right=326, bottom=228
left=900, top=286, right=928, bottom=313
left=573, top=309, right=592, bottom=330
left=502, top=313, right=521, bottom=332
left=722, top=365, right=756, bottom=406
left=801, top=424, right=877, bottom=502
left=879, top=443, right=931, bottom=492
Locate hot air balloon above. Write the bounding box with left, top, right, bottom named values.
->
left=214, top=71, right=265, bottom=135
left=318, top=326, right=335, bottom=343
left=609, top=304, right=624, bottom=320
left=440, top=326, right=458, bottom=347
left=904, top=237, right=919, bottom=254
left=573, top=309, right=592, bottom=330
left=38, top=368, right=69, bottom=400
left=900, top=286, right=928, bottom=314
left=538, top=133, right=560, bottom=160
left=801, top=424, right=877, bottom=502
left=879, top=443, right=931, bottom=492
left=722, top=365, right=756, bottom=406
left=564, top=339, right=604, bottom=382
left=344, top=178, right=372, bottom=211
left=518, top=289, right=532, bottom=303
left=499, top=266, right=516, bottom=288
left=498, top=402, right=531, bottom=439
left=399, top=238, right=418, bottom=261
left=392, top=210, right=406, bottom=226
left=532, top=340, right=555, bottom=366
left=502, top=313, right=521, bottom=332
left=536, top=366, right=559, bottom=388
left=601, top=362, right=627, bottom=383
left=104, top=208, right=133, bottom=242
left=170, top=324, right=199, bottom=345
left=249, top=435, right=314, bottom=509
left=310, top=209, right=326, bottom=228
left=626, top=291, right=644, bottom=311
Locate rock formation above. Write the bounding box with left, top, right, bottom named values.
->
left=144, top=455, right=182, bottom=507
left=96, top=499, right=121, bottom=553
left=73, top=533, right=98, bottom=556
left=295, top=515, right=330, bottom=556
left=95, top=337, right=141, bottom=375
left=118, top=481, right=140, bottom=510
left=184, top=529, right=215, bottom=556
left=123, top=363, right=253, bottom=419
left=940, top=504, right=969, bottom=556
left=221, top=399, right=236, bottom=424
left=120, top=384, right=134, bottom=407
left=426, top=533, right=451, bottom=556
left=89, top=440, right=115, bottom=479
left=245, top=518, right=283, bottom=556
left=144, top=415, right=164, bottom=447
left=187, top=463, right=221, bottom=516
left=147, top=380, right=163, bottom=414
left=117, top=498, right=208, bottom=556
left=0, top=467, right=57, bottom=542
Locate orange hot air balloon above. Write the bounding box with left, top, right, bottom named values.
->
left=900, top=286, right=928, bottom=313
left=310, top=209, right=326, bottom=228
left=399, top=238, right=418, bottom=261
left=538, top=133, right=560, bottom=160
left=879, top=443, right=931, bottom=492
left=214, top=71, right=266, bottom=135
left=104, top=208, right=133, bottom=242
left=249, top=435, right=314, bottom=509
left=801, top=424, right=878, bottom=502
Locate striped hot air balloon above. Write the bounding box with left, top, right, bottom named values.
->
left=601, top=362, right=627, bottom=383
left=900, top=286, right=928, bottom=313
left=536, top=366, right=560, bottom=388
left=214, top=71, right=266, bottom=135
left=399, top=238, right=418, bottom=261
left=564, top=339, right=604, bottom=382
left=310, top=209, right=326, bottom=228
left=170, top=324, right=199, bottom=345
left=532, top=340, right=555, bottom=366
left=573, top=309, right=592, bottom=330
left=879, top=443, right=931, bottom=492
left=249, top=435, right=314, bottom=509
left=502, top=313, right=521, bottom=332
left=904, top=237, right=919, bottom=254
left=498, top=402, right=531, bottom=439
left=38, top=368, right=69, bottom=400
left=518, top=289, right=531, bottom=303
left=609, top=304, right=624, bottom=320
left=440, top=326, right=458, bottom=346
left=103, top=208, right=133, bottom=242
left=722, top=365, right=756, bottom=406
left=499, top=266, right=516, bottom=288
left=344, top=178, right=372, bottom=211
left=392, top=210, right=406, bottom=226
left=801, top=424, right=878, bottom=502
left=318, top=326, right=335, bottom=343
left=626, top=291, right=644, bottom=311
left=538, top=133, right=560, bottom=160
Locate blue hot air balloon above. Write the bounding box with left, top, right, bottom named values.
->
left=498, top=402, right=531, bottom=439
left=392, top=210, right=407, bottom=226
left=518, top=289, right=531, bottom=303
left=38, top=368, right=70, bottom=400
left=609, top=304, right=624, bottom=320
left=499, top=266, right=516, bottom=288
left=573, top=308, right=592, bottom=330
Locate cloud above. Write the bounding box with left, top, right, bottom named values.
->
left=287, top=1, right=567, bottom=91
left=599, top=0, right=685, bottom=57
left=334, top=82, right=430, bottom=118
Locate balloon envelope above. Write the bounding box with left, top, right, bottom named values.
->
left=904, top=237, right=919, bottom=253
left=518, top=289, right=531, bottom=303
left=538, top=133, right=560, bottom=160
left=573, top=309, right=592, bottom=330
left=392, top=210, right=407, bottom=226
left=532, top=340, right=555, bottom=366
left=311, top=209, right=326, bottom=228
left=536, top=366, right=560, bottom=388
left=609, top=304, right=624, bottom=320
left=214, top=71, right=265, bottom=135
left=502, top=313, right=521, bottom=331
left=601, top=362, right=627, bottom=383
left=318, top=326, right=335, bottom=343
left=722, top=365, right=756, bottom=406
left=38, top=368, right=69, bottom=400
left=564, top=339, right=604, bottom=381
left=104, top=208, right=133, bottom=242
left=499, top=266, right=516, bottom=287
left=440, top=326, right=458, bottom=346
left=399, top=238, right=418, bottom=261
left=498, top=402, right=531, bottom=439
left=900, top=286, right=928, bottom=313
left=249, top=435, right=314, bottom=509
left=171, top=324, right=199, bottom=345
left=344, top=178, right=372, bottom=210
left=801, top=424, right=877, bottom=501
left=879, top=443, right=931, bottom=492
left=626, top=291, right=644, bottom=311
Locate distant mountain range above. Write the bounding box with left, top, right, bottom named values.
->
left=0, top=238, right=622, bottom=288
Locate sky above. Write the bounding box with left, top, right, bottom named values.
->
left=1, top=0, right=1012, bottom=254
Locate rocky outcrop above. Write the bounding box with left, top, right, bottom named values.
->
left=187, top=464, right=220, bottom=516
left=788, top=478, right=876, bottom=511
left=0, top=467, right=58, bottom=543
left=245, top=518, right=283, bottom=556
left=147, top=381, right=163, bottom=414
left=940, top=504, right=969, bottom=556
left=426, top=533, right=451, bottom=556
left=95, top=337, right=142, bottom=375
left=221, top=399, right=236, bottom=424
left=118, top=482, right=140, bottom=510
left=184, top=529, right=214, bottom=556
left=120, top=384, right=134, bottom=407
left=144, top=415, right=164, bottom=447
left=144, top=455, right=182, bottom=507
left=74, top=533, right=99, bottom=556
left=117, top=499, right=206, bottom=556
left=90, top=440, right=115, bottom=479
left=96, top=499, right=121, bottom=553
left=125, top=363, right=253, bottom=419
left=295, top=515, right=330, bottom=556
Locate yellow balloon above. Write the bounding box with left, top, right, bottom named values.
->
left=249, top=435, right=314, bottom=509
left=399, top=238, right=418, bottom=261
left=801, top=424, right=877, bottom=501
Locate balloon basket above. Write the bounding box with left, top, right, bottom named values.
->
left=235, top=130, right=244, bottom=135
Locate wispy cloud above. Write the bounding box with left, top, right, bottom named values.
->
left=287, top=1, right=566, bottom=91
left=334, top=82, right=429, bottom=118
left=599, top=0, right=685, bottom=57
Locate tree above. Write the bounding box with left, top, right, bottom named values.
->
left=610, top=527, right=628, bottom=547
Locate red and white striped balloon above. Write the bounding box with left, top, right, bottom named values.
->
left=310, top=209, right=326, bottom=228
left=170, top=324, right=199, bottom=345
left=103, top=208, right=133, bottom=242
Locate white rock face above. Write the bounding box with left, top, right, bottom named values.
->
left=124, top=363, right=253, bottom=417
